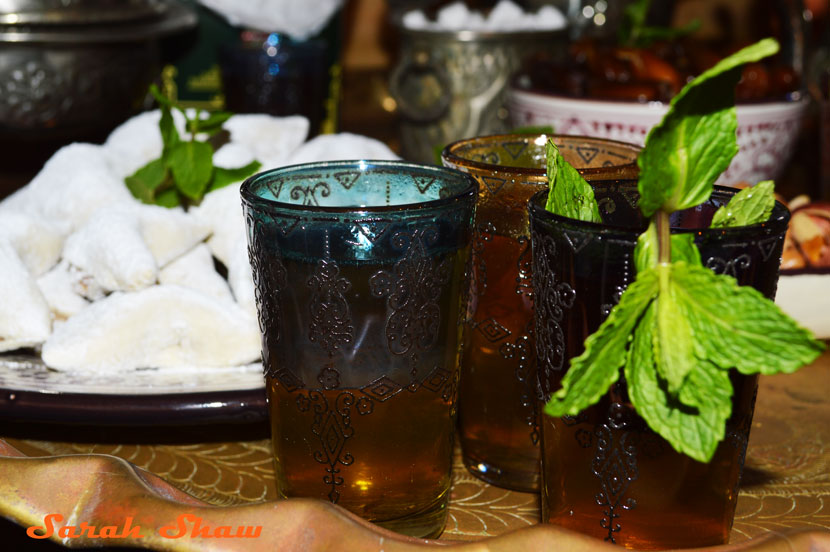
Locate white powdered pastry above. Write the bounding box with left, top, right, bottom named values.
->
left=196, top=0, right=344, bottom=40
left=159, top=243, right=235, bottom=303
left=36, top=261, right=91, bottom=321
left=103, top=110, right=163, bottom=179
left=41, top=284, right=261, bottom=372
left=132, top=203, right=211, bottom=268
left=222, top=114, right=310, bottom=168
left=0, top=186, right=29, bottom=217
left=188, top=184, right=257, bottom=320
left=62, top=206, right=157, bottom=292
left=190, top=182, right=246, bottom=269
left=226, top=236, right=258, bottom=320
left=0, top=212, right=63, bottom=277
left=0, top=143, right=135, bottom=236
left=402, top=0, right=566, bottom=32
left=285, top=132, right=400, bottom=165
left=213, top=142, right=257, bottom=170
left=0, top=240, right=52, bottom=352
left=69, top=265, right=107, bottom=303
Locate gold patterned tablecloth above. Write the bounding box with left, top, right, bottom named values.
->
left=1, top=352, right=829, bottom=544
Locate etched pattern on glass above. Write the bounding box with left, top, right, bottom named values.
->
left=307, top=256, right=354, bottom=357
left=531, top=230, right=575, bottom=395
left=246, top=210, right=289, bottom=381
left=706, top=253, right=752, bottom=278
left=297, top=390, right=358, bottom=504
left=470, top=221, right=495, bottom=303
left=290, top=181, right=331, bottom=205
left=592, top=400, right=638, bottom=544
left=515, top=235, right=533, bottom=298
left=499, top=331, right=538, bottom=445
left=369, top=226, right=450, bottom=361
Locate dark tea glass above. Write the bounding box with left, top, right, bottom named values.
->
left=241, top=160, right=477, bottom=538
left=441, top=134, right=640, bottom=492
left=528, top=182, right=790, bottom=549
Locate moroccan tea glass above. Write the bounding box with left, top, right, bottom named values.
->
left=528, top=182, right=790, bottom=549
left=241, top=160, right=477, bottom=538
left=441, top=134, right=640, bottom=492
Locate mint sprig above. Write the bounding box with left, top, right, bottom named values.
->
left=543, top=39, right=825, bottom=463
left=125, top=85, right=261, bottom=208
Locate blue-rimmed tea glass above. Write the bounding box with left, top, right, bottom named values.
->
left=241, top=160, right=477, bottom=538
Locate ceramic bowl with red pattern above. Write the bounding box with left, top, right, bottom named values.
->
left=507, top=88, right=807, bottom=187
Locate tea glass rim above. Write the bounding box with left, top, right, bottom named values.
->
left=441, top=133, right=641, bottom=180
left=527, top=182, right=791, bottom=238
left=240, top=159, right=478, bottom=214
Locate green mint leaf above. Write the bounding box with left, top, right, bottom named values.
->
left=634, top=223, right=657, bottom=271
left=209, top=160, right=262, bottom=193
left=626, top=303, right=732, bottom=463
left=669, top=233, right=702, bottom=267
left=151, top=84, right=191, bottom=151
left=126, top=175, right=155, bottom=204
left=154, top=187, right=182, bottom=208
left=634, top=222, right=702, bottom=273
left=637, top=39, right=780, bottom=217
left=544, top=139, right=602, bottom=223
left=158, top=104, right=181, bottom=155
left=710, top=180, right=776, bottom=228
left=168, top=141, right=213, bottom=201
left=544, top=268, right=658, bottom=417
left=654, top=264, right=696, bottom=392
left=677, top=359, right=733, bottom=417
left=190, top=111, right=233, bottom=135
left=126, top=158, right=167, bottom=204
left=672, top=262, right=825, bottom=375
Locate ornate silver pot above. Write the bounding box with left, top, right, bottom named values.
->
left=389, top=23, right=565, bottom=164
left=0, top=0, right=195, bottom=141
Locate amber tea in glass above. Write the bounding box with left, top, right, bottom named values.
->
left=528, top=182, right=790, bottom=549
left=242, top=160, right=476, bottom=538
left=442, top=134, right=640, bottom=491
